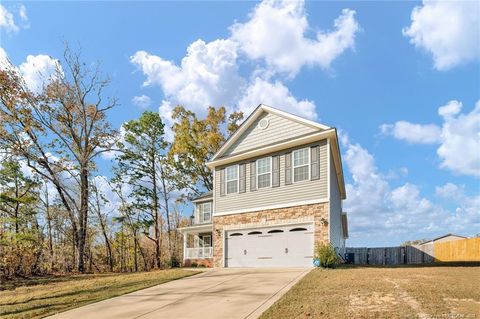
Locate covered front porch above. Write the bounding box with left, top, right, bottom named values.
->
left=180, top=223, right=214, bottom=267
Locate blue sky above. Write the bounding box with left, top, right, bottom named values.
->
left=1, top=0, right=479, bottom=246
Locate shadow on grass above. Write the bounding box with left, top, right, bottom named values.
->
left=1, top=275, right=195, bottom=306
left=0, top=273, right=120, bottom=291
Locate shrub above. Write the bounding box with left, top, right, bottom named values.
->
left=190, top=262, right=198, bottom=268
left=168, top=256, right=180, bottom=268
left=315, top=243, right=339, bottom=268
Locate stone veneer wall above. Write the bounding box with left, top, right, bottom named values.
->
left=212, top=202, right=329, bottom=267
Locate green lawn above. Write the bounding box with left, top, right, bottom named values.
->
left=260, top=266, right=480, bottom=319
left=0, top=269, right=199, bottom=319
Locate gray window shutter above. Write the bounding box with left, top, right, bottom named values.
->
left=272, top=155, right=280, bottom=187
left=220, top=168, right=225, bottom=196
left=250, top=161, right=256, bottom=191
left=285, top=152, right=292, bottom=185
left=239, top=163, right=246, bottom=193
left=311, top=146, right=320, bottom=180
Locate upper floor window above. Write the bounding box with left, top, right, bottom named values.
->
left=293, top=148, right=309, bottom=182
left=201, top=202, right=212, bottom=223
left=225, top=165, right=239, bottom=194
left=257, top=157, right=271, bottom=188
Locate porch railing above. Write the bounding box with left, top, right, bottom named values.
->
left=186, top=247, right=213, bottom=259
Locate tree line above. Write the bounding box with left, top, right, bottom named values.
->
left=0, top=46, right=242, bottom=277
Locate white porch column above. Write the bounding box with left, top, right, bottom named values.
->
left=183, top=232, right=187, bottom=261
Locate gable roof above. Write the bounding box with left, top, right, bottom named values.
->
left=421, top=233, right=467, bottom=244
left=192, top=191, right=213, bottom=203
left=210, top=104, right=331, bottom=162
left=206, top=104, right=346, bottom=199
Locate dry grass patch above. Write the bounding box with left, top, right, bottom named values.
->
left=260, top=266, right=480, bottom=319
left=0, top=269, right=199, bottom=319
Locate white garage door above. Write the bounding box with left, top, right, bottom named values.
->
left=225, top=223, right=314, bottom=267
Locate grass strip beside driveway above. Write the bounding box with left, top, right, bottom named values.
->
left=0, top=269, right=199, bottom=319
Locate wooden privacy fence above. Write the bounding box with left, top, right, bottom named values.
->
left=345, top=246, right=434, bottom=265
left=345, top=238, right=480, bottom=265
left=434, top=238, right=480, bottom=262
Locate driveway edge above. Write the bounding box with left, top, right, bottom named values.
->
left=244, top=268, right=313, bottom=319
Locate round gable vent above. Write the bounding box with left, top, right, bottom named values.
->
left=258, top=118, right=270, bottom=130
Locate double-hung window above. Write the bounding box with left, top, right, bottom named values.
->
left=202, top=202, right=212, bottom=223
left=293, top=148, right=309, bottom=182
left=225, top=165, right=239, bottom=194
left=257, top=157, right=272, bottom=188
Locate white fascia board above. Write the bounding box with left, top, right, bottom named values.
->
left=261, top=104, right=331, bottom=131
left=207, top=129, right=336, bottom=169
left=178, top=223, right=213, bottom=234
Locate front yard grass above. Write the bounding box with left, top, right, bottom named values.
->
left=260, top=266, right=480, bottom=319
left=0, top=269, right=199, bottom=319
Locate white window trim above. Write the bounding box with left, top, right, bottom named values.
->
left=202, top=202, right=212, bottom=223
left=225, top=164, right=239, bottom=194
left=256, top=156, right=272, bottom=189
left=292, top=147, right=310, bottom=183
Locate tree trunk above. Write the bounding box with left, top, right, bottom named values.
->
left=151, top=154, right=161, bottom=269
left=45, top=186, right=54, bottom=270
left=94, top=188, right=114, bottom=272
left=14, top=177, right=19, bottom=233
left=160, top=171, right=173, bottom=260
left=77, top=165, right=89, bottom=272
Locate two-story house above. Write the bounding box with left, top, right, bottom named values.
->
left=179, top=104, right=348, bottom=268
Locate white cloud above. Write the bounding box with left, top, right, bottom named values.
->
left=131, top=0, right=359, bottom=135
left=0, top=49, right=62, bottom=94
left=435, top=182, right=480, bottom=223
left=379, top=121, right=441, bottom=144
left=380, top=100, right=480, bottom=177
left=0, top=4, right=18, bottom=33
left=131, top=39, right=244, bottom=114
left=437, top=100, right=480, bottom=177
left=19, top=5, right=27, bottom=22
left=342, top=136, right=479, bottom=246
left=18, top=54, right=62, bottom=94
left=438, top=99, right=462, bottom=118
left=237, top=77, right=317, bottom=119
left=0, top=4, right=28, bottom=34
left=403, top=0, right=480, bottom=70
left=231, top=2, right=360, bottom=76
left=132, top=94, right=152, bottom=109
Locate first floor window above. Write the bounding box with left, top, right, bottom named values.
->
left=201, top=235, right=212, bottom=247
left=257, top=157, right=271, bottom=188
left=293, top=148, right=309, bottom=182
left=226, top=165, right=239, bottom=194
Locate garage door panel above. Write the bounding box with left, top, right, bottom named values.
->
left=285, top=229, right=314, bottom=267
left=225, top=224, right=313, bottom=267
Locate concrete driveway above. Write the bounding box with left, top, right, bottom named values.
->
left=47, top=268, right=311, bottom=319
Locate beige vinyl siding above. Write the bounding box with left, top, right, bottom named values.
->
left=223, top=112, right=318, bottom=157
left=328, top=149, right=345, bottom=253
left=215, top=140, right=328, bottom=213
